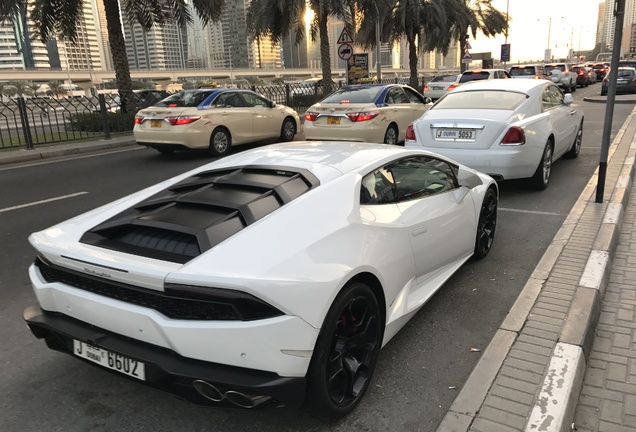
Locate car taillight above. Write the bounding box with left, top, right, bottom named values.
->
left=305, top=112, right=319, bottom=121
left=500, top=126, right=525, bottom=145
left=405, top=124, right=416, bottom=141
left=165, top=115, right=201, bottom=125
left=347, top=111, right=380, bottom=122
left=447, top=82, right=459, bottom=91
left=423, top=85, right=430, bottom=91
left=578, top=71, right=584, bottom=76
left=534, top=75, right=540, bottom=79
left=134, top=116, right=144, bottom=125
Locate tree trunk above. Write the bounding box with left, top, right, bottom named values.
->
left=460, top=30, right=468, bottom=73
left=102, top=0, right=135, bottom=113
left=317, top=4, right=333, bottom=94
left=408, top=35, right=418, bottom=89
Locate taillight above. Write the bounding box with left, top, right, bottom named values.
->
left=347, top=111, right=380, bottom=122
left=134, top=116, right=144, bottom=125
left=305, top=112, right=319, bottom=121
left=500, top=126, right=525, bottom=145
left=165, top=115, right=201, bottom=125
left=534, top=75, right=540, bottom=79
left=578, top=71, right=584, bottom=76
left=423, top=85, right=430, bottom=92
left=447, top=83, right=459, bottom=91
left=405, top=124, right=416, bottom=141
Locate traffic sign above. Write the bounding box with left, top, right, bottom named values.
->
left=337, top=28, right=354, bottom=45
left=465, top=41, right=472, bottom=50
left=338, top=43, right=353, bottom=60
left=630, top=47, right=636, bottom=53
left=462, top=51, right=472, bottom=64
left=500, top=44, right=510, bottom=62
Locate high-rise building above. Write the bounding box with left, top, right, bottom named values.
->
left=220, top=0, right=253, bottom=69
left=602, top=0, right=636, bottom=55
left=58, top=0, right=103, bottom=72
left=596, top=2, right=607, bottom=50
left=92, top=0, right=113, bottom=70
left=123, top=11, right=188, bottom=70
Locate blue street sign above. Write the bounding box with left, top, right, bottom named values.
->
left=501, top=44, right=511, bottom=62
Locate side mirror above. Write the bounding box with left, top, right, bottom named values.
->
left=457, top=166, right=483, bottom=189
left=268, top=101, right=276, bottom=108
left=564, top=94, right=574, bottom=105
left=424, top=97, right=432, bottom=104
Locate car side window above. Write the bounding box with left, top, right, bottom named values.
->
left=550, top=85, right=565, bottom=105
left=242, top=92, right=270, bottom=108
left=404, top=87, right=425, bottom=104
left=385, top=87, right=408, bottom=104
left=215, top=92, right=246, bottom=108
left=360, top=156, right=458, bottom=205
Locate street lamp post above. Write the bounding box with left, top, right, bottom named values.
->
left=374, top=3, right=381, bottom=82
left=227, top=45, right=233, bottom=85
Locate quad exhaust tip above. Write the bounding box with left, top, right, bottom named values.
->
left=193, top=380, right=272, bottom=408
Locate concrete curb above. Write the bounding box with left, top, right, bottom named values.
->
left=0, top=135, right=136, bottom=166
left=436, top=107, right=636, bottom=432
left=582, top=95, right=636, bottom=104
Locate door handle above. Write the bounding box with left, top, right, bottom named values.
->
left=411, top=227, right=427, bottom=237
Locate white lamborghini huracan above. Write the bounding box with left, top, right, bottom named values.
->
left=24, top=141, right=498, bottom=418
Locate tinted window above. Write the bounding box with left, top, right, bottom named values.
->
left=386, top=87, right=408, bottom=104
left=433, top=90, right=527, bottom=110
left=321, top=87, right=383, bottom=104
left=242, top=92, right=270, bottom=107
left=545, top=64, right=566, bottom=73
left=154, top=90, right=214, bottom=107
left=404, top=87, right=425, bottom=103
left=360, top=156, right=458, bottom=204
left=431, top=75, right=457, bottom=83
left=617, top=68, right=636, bottom=77
left=459, top=71, right=491, bottom=83
left=510, top=67, right=537, bottom=76
left=214, top=92, right=247, bottom=108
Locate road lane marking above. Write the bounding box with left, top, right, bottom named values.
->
left=498, top=207, right=561, bottom=216
left=0, top=192, right=88, bottom=213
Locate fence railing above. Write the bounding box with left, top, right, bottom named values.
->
left=2, top=76, right=434, bottom=150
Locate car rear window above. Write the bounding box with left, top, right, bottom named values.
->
left=458, top=72, right=490, bottom=83
left=431, top=75, right=457, bottom=83
left=321, top=87, right=383, bottom=104
left=154, top=90, right=215, bottom=107
left=544, top=64, right=566, bottom=73
left=509, top=67, right=537, bottom=76
left=617, top=69, right=636, bottom=77
left=433, top=90, right=527, bottom=110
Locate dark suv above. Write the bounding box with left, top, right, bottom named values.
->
left=591, top=63, right=609, bottom=81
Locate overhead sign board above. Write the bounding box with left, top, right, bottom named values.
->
left=337, top=28, right=354, bottom=45
left=338, top=43, right=353, bottom=60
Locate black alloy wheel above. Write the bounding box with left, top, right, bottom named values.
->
left=473, top=187, right=497, bottom=259
left=383, top=124, right=399, bottom=145
left=306, top=282, right=382, bottom=418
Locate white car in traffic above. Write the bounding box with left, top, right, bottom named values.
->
left=405, top=79, right=584, bottom=189
left=24, top=142, right=497, bottom=418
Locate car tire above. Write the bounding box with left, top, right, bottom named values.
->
left=305, top=281, right=383, bottom=419
left=565, top=120, right=583, bottom=159
left=280, top=117, right=296, bottom=142
left=570, top=80, right=576, bottom=92
left=383, top=124, right=399, bottom=145
left=209, top=127, right=231, bottom=157
left=530, top=140, right=553, bottom=191
left=473, top=187, right=498, bottom=260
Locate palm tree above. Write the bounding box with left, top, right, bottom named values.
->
left=8, top=80, right=34, bottom=97
left=2, top=0, right=227, bottom=113
left=47, top=80, right=66, bottom=97
left=448, top=0, right=509, bottom=72
left=247, top=0, right=353, bottom=95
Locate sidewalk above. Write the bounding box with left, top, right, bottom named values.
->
left=438, top=107, right=636, bottom=432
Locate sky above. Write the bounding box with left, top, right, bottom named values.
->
left=469, top=0, right=603, bottom=63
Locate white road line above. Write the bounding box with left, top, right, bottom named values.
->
left=0, top=147, right=142, bottom=172
left=0, top=192, right=88, bottom=213
left=498, top=207, right=561, bottom=216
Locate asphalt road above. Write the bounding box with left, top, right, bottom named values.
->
left=0, top=84, right=632, bottom=432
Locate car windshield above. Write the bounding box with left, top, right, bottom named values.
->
left=617, top=69, right=636, bottom=77
left=431, top=75, right=457, bottom=83
left=459, top=72, right=490, bottom=83
left=153, top=90, right=214, bottom=107
left=433, top=90, right=527, bottom=110
left=321, top=87, right=383, bottom=104
left=509, top=67, right=536, bottom=76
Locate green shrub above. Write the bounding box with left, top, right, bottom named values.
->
left=67, top=112, right=136, bottom=133
left=291, top=94, right=322, bottom=108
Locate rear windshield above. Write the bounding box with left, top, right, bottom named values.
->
left=433, top=90, right=527, bottom=110
left=619, top=61, right=636, bottom=69
left=154, top=90, right=215, bottom=107
left=544, top=64, right=566, bottom=73
left=458, top=72, right=490, bottom=83
left=430, top=75, right=457, bottom=83
left=617, top=69, right=636, bottom=77
left=321, top=87, right=383, bottom=104
left=509, top=67, right=537, bottom=76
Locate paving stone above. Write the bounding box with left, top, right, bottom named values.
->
left=574, top=403, right=601, bottom=430
left=478, top=405, right=527, bottom=430
left=625, top=394, right=636, bottom=416
left=489, top=384, right=536, bottom=406
left=600, top=399, right=624, bottom=422
left=470, top=417, right=520, bottom=432
left=583, top=366, right=606, bottom=387
left=607, top=362, right=628, bottom=383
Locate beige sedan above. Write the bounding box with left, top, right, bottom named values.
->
left=134, top=89, right=300, bottom=156
left=303, top=84, right=431, bottom=145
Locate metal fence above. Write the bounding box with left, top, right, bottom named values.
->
left=2, top=76, right=433, bottom=150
